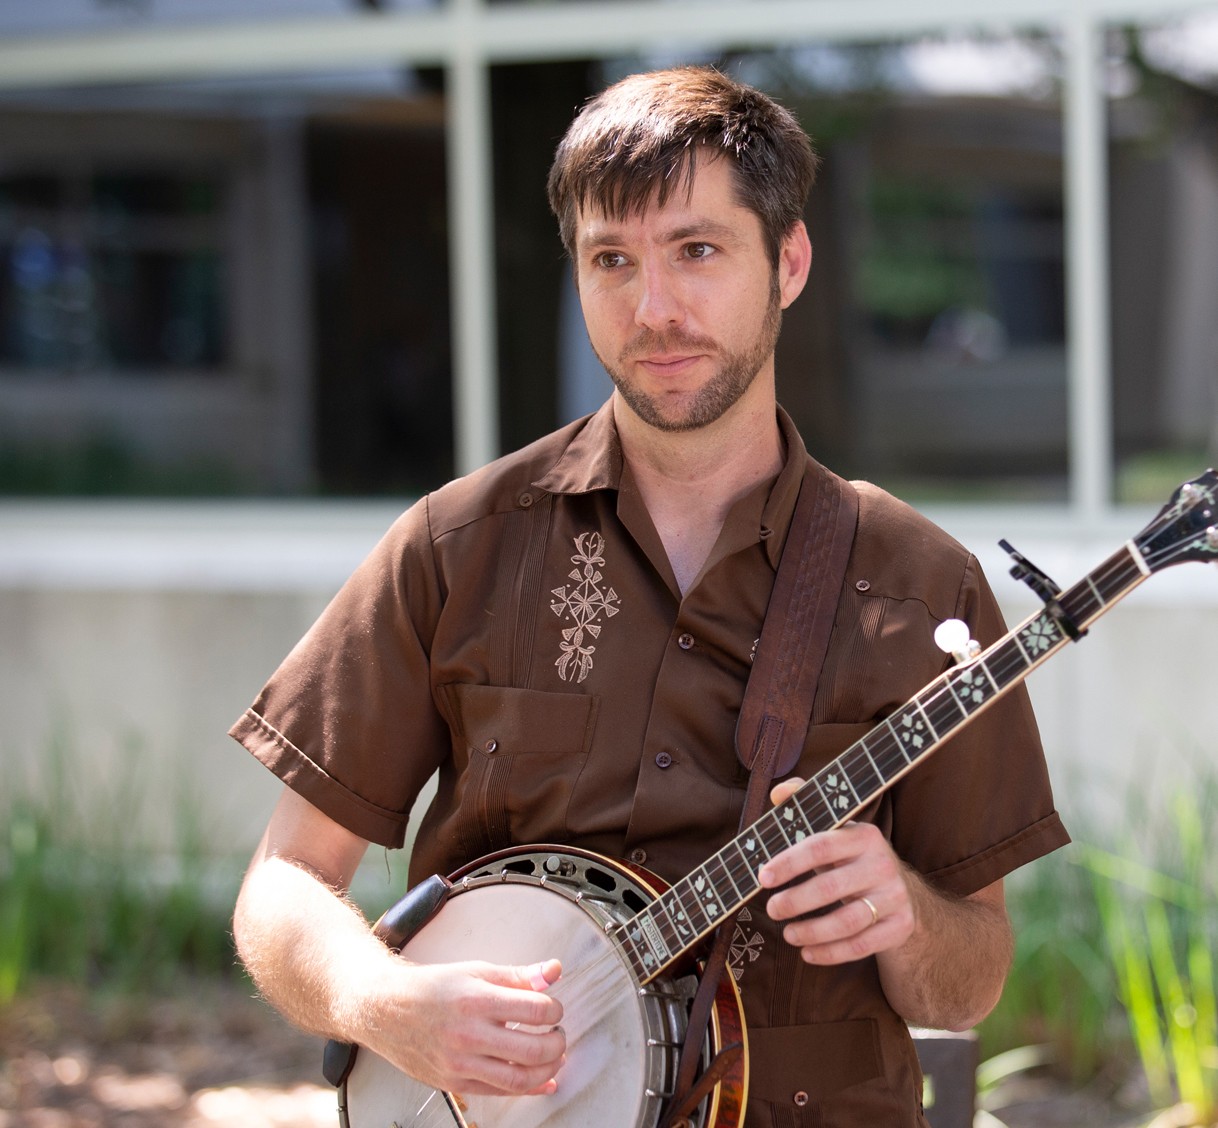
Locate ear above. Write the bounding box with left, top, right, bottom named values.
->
left=777, top=221, right=813, bottom=310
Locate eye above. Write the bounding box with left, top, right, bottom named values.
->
left=683, top=242, right=716, bottom=260
left=593, top=250, right=628, bottom=270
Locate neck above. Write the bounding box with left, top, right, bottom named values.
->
left=613, top=386, right=784, bottom=593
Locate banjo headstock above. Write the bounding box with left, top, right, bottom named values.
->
left=1134, top=468, right=1218, bottom=574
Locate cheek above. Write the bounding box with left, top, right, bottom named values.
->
left=578, top=291, right=630, bottom=345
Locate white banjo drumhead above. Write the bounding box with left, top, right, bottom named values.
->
left=345, top=881, right=658, bottom=1128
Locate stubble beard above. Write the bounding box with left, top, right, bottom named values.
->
left=595, top=280, right=783, bottom=434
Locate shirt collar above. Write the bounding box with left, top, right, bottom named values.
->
left=533, top=400, right=623, bottom=495
left=533, top=399, right=810, bottom=570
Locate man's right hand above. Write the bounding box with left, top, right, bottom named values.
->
left=353, top=956, right=566, bottom=1096
left=233, top=788, right=567, bottom=1099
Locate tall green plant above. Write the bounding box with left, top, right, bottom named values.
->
left=0, top=733, right=244, bottom=1002
left=1081, top=790, right=1218, bottom=1122
left=980, top=840, right=1115, bottom=1079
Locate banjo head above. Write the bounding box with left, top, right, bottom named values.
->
left=341, top=847, right=717, bottom=1128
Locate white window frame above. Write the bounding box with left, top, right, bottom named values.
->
left=1, top=0, right=1213, bottom=516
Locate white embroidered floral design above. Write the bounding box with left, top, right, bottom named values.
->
left=728, top=906, right=765, bottom=981
left=550, top=532, right=621, bottom=683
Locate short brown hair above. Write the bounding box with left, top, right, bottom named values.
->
left=547, top=66, right=819, bottom=268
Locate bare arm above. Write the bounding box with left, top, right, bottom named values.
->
left=232, top=787, right=566, bottom=1095
left=758, top=780, right=1013, bottom=1032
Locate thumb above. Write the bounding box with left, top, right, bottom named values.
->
left=514, top=958, right=562, bottom=993
left=479, top=958, right=562, bottom=993
left=770, top=776, right=805, bottom=806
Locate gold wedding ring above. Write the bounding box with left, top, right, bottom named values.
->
left=859, top=896, right=879, bottom=927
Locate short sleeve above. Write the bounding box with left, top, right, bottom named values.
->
left=886, top=554, right=1069, bottom=895
left=807, top=483, right=1070, bottom=896
left=228, top=497, right=450, bottom=848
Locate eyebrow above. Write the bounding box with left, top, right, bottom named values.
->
left=578, top=217, right=743, bottom=252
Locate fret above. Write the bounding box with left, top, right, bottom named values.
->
left=840, top=743, right=882, bottom=796
left=657, top=890, right=698, bottom=948
left=721, top=839, right=762, bottom=896
left=774, top=794, right=816, bottom=847
left=619, top=921, right=659, bottom=979
left=756, top=811, right=792, bottom=859
left=815, top=764, right=858, bottom=820
left=705, top=852, right=744, bottom=902
left=921, top=681, right=966, bottom=737
left=988, top=635, right=1033, bottom=687
left=886, top=704, right=934, bottom=762
left=947, top=658, right=998, bottom=715
left=1013, top=611, right=1063, bottom=666
left=1060, top=584, right=1099, bottom=628
left=646, top=897, right=686, bottom=954
left=735, top=826, right=773, bottom=880
left=1083, top=574, right=1104, bottom=611
left=688, top=863, right=730, bottom=925
left=861, top=726, right=907, bottom=784
left=855, top=737, right=886, bottom=785
left=799, top=777, right=838, bottom=829
left=670, top=875, right=714, bottom=936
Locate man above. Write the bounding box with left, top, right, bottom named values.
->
left=231, top=66, right=1069, bottom=1125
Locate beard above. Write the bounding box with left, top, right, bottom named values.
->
left=594, top=280, right=783, bottom=433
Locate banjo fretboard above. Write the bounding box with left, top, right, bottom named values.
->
left=613, top=539, right=1160, bottom=984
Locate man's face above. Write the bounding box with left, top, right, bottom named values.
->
left=572, top=156, right=805, bottom=434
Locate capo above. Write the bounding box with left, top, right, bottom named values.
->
left=999, top=538, right=1088, bottom=641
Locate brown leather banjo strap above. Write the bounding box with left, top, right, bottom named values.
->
left=662, top=465, right=859, bottom=1128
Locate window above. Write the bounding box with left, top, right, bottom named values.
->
left=0, top=168, right=226, bottom=372
left=1107, top=16, right=1218, bottom=503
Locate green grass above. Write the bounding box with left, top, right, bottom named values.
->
left=0, top=738, right=245, bottom=1003
left=980, top=767, right=1218, bottom=1122
left=1080, top=788, right=1218, bottom=1120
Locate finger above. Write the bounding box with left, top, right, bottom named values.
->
left=759, top=832, right=857, bottom=894
left=769, top=776, right=805, bottom=806
left=465, top=1027, right=567, bottom=1095
left=458, top=1053, right=566, bottom=1098
left=759, top=820, right=890, bottom=891
left=783, top=918, right=900, bottom=966
left=478, top=960, right=564, bottom=1027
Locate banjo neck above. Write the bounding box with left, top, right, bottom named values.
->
left=614, top=468, right=1218, bottom=984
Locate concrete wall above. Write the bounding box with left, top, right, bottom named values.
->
left=1, top=499, right=1215, bottom=871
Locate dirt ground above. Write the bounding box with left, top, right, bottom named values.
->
left=0, top=979, right=335, bottom=1128
left=0, top=978, right=1157, bottom=1128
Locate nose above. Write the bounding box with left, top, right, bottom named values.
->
left=633, top=259, right=684, bottom=331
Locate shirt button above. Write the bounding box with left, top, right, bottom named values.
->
left=628, top=847, right=648, bottom=865
left=655, top=751, right=673, bottom=769
left=793, top=1090, right=810, bottom=1107
left=855, top=579, right=871, bottom=592
left=483, top=739, right=498, bottom=754
left=677, top=632, right=695, bottom=650
left=518, top=491, right=535, bottom=508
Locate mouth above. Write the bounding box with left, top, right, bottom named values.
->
left=635, top=353, right=704, bottom=377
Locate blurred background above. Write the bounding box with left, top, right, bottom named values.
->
left=0, top=1, right=1216, bottom=1125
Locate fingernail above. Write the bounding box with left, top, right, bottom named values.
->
left=528, top=964, right=550, bottom=991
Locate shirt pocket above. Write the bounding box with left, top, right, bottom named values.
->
left=745, top=1020, right=901, bottom=1126
left=440, top=683, right=598, bottom=852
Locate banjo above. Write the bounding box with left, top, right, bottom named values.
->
left=326, top=470, right=1217, bottom=1128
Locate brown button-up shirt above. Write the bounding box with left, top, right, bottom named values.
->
left=231, top=402, right=1068, bottom=1126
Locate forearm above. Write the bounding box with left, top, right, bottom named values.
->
left=233, top=849, right=393, bottom=1044
left=876, top=869, right=1013, bottom=1031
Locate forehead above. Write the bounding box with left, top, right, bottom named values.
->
left=573, top=156, right=760, bottom=249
